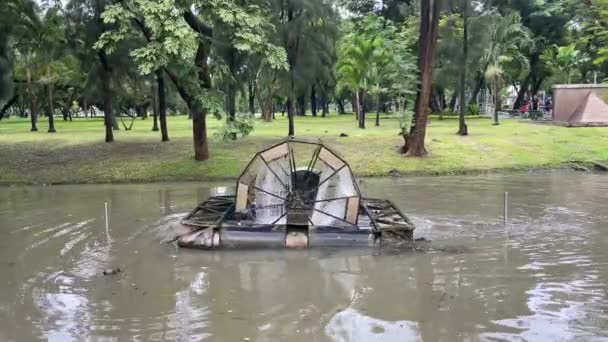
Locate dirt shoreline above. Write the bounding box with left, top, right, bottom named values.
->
left=2, top=161, right=605, bottom=186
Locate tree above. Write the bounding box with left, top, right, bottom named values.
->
left=542, top=44, right=590, bottom=84
left=2, top=0, right=39, bottom=130
left=271, top=0, right=336, bottom=136
left=337, top=36, right=377, bottom=128
left=37, top=4, right=66, bottom=133
left=404, top=0, right=441, bottom=157
left=488, top=0, right=572, bottom=109
left=480, top=13, right=532, bottom=125
left=98, top=0, right=286, bottom=160
left=0, top=0, right=37, bottom=101
left=457, top=0, right=468, bottom=136
left=336, top=15, right=393, bottom=129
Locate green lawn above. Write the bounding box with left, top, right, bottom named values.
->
left=0, top=114, right=607, bottom=184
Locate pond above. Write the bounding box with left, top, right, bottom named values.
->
left=1, top=172, right=607, bottom=341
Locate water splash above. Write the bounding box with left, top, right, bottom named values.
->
left=312, top=166, right=355, bottom=226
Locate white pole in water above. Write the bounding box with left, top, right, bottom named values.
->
left=105, top=202, right=109, bottom=230
left=104, top=202, right=112, bottom=243
left=503, top=192, right=509, bottom=225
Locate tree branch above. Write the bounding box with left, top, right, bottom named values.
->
left=183, top=9, right=212, bottom=37
left=0, top=94, right=19, bottom=121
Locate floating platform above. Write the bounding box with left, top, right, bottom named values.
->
left=174, top=138, right=415, bottom=249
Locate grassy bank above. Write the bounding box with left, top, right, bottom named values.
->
left=0, top=114, right=607, bottom=184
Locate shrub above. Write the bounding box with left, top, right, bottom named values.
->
left=467, top=104, right=480, bottom=116
left=215, top=113, right=256, bottom=142
left=432, top=106, right=480, bottom=117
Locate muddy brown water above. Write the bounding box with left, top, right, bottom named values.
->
left=1, top=172, right=608, bottom=341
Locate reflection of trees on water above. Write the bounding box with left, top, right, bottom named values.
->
left=3, top=177, right=608, bottom=341
left=198, top=252, right=353, bottom=341
left=182, top=245, right=536, bottom=341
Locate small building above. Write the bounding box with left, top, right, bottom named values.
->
left=552, top=84, right=608, bottom=126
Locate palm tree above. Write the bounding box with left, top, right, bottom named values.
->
left=36, top=6, right=66, bottom=133
left=485, top=64, right=504, bottom=125
left=1, top=0, right=38, bottom=130
left=336, top=35, right=385, bottom=129
left=480, top=13, right=532, bottom=125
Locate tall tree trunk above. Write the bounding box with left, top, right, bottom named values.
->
left=493, top=77, right=500, bottom=125
left=165, top=43, right=211, bottom=160
left=358, top=90, right=365, bottom=129
left=296, top=95, right=306, bottom=116
left=140, top=97, right=148, bottom=119
left=310, top=85, right=317, bottom=117
left=99, top=52, right=114, bottom=142
left=468, top=72, right=483, bottom=105
left=352, top=96, right=359, bottom=119
left=337, top=98, right=345, bottom=114
left=192, top=43, right=212, bottom=159
left=156, top=69, right=169, bottom=141
left=449, top=91, right=458, bottom=112
left=261, top=98, right=273, bottom=122
left=458, top=0, right=469, bottom=136
left=405, top=0, right=440, bottom=156
left=16, top=88, right=26, bottom=117
left=151, top=81, right=159, bottom=131
left=429, top=92, right=441, bottom=113
left=321, top=90, right=328, bottom=118
left=96, top=0, right=113, bottom=142
left=285, top=6, right=299, bottom=135
left=375, top=89, right=381, bottom=127
left=26, top=66, right=38, bottom=131
left=532, top=77, right=545, bottom=95
left=287, top=98, right=295, bottom=136
left=227, top=48, right=237, bottom=122
left=46, top=64, right=56, bottom=133
left=192, top=106, right=208, bottom=160
left=513, top=57, right=540, bottom=109
left=248, top=79, right=255, bottom=115
left=532, top=77, right=544, bottom=95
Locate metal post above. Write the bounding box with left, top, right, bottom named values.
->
left=104, top=202, right=111, bottom=242
left=105, top=202, right=109, bottom=230
left=503, top=192, right=508, bottom=225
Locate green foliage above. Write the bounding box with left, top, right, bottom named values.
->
left=433, top=106, right=480, bottom=117
left=481, top=13, right=533, bottom=83
left=0, top=0, right=38, bottom=100
left=582, top=0, right=608, bottom=69
left=97, top=1, right=198, bottom=75
left=214, top=112, right=256, bottom=141
left=398, top=110, right=413, bottom=137
left=336, top=15, right=417, bottom=106
left=541, top=43, right=589, bottom=83
left=467, top=104, right=480, bottom=116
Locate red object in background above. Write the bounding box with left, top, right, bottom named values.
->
left=520, top=103, right=529, bottom=113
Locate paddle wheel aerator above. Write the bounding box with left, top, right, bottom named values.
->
left=176, top=138, right=415, bottom=249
